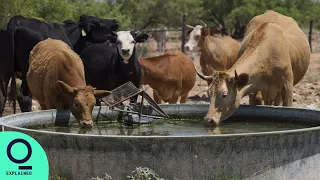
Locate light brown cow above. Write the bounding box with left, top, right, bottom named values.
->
left=27, top=38, right=111, bottom=128
left=239, top=10, right=311, bottom=105
left=196, top=11, right=310, bottom=126
left=139, top=51, right=196, bottom=104
left=184, top=22, right=240, bottom=85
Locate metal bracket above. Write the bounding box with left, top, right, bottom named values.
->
left=96, top=82, right=169, bottom=125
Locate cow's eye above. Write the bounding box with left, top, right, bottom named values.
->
left=131, top=40, right=136, bottom=44
left=74, top=102, right=80, bottom=108
left=194, top=35, right=200, bottom=40
left=222, top=93, right=228, bottom=98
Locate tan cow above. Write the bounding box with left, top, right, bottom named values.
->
left=196, top=11, right=310, bottom=126
left=240, top=10, right=311, bottom=105
left=184, top=22, right=240, bottom=85
left=27, top=38, right=111, bottom=128
left=139, top=51, right=196, bottom=104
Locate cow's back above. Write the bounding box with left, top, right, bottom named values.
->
left=200, top=35, right=240, bottom=77
left=243, top=10, right=310, bottom=85
left=219, top=36, right=240, bottom=69
left=169, top=51, right=196, bottom=92
left=27, top=38, right=84, bottom=108
left=141, top=51, right=196, bottom=98
left=7, top=16, right=72, bottom=46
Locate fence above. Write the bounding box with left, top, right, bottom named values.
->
left=135, top=13, right=188, bottom=58
left=136, top=17, right=319, bottom=56
left=306, top=19, right=320, bottom=53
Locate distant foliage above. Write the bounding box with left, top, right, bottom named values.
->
left=0, top=0, right=320, bottom=34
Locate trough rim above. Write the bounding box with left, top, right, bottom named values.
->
left=0, top=104, right=320, bottom=138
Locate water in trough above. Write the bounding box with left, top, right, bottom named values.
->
left=27, top=116, right=316, bottom=136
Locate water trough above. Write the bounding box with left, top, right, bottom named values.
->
left=1, top=104, right=320, bottom=180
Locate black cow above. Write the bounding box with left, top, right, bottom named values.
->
left=0, top=15, right=119, bottom=116
left=79, top=31, right=149, bottom=104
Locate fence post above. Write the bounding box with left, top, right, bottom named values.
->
left=309, top=19, right=313, bottom=53
left=181, top=13, right=188, bottom=53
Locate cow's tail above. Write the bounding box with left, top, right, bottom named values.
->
left=6, top=17, right=17, bottom=114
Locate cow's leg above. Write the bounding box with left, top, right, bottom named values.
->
left=169, top=93, right=179, bottom=104
left=18, top=78, right=32, bottom=112
left=39, top=103, right=46, bottom=110
left=273, top=92, right=282, bottom=106
left=282, top=83, right=293, bottom=107
left=264, top=100, right=273, bottom=105
left=0, top=72, right=12, bottom=116
left=0, top=75, right=5, bottom=117
left=249, top=92, right=263, bottom=105
left=180, top=93, right=188, bottom=104
left=153, top=90, right=162, bottom=104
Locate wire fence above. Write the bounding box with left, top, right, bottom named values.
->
left=135, top=16, right=320, bottom=59
left=135, top=14, right=188, bottom=58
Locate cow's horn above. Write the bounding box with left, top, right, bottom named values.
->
left=195, top=66, right=213, bottom=81
left=185, top=24, right=194, bottom=29
left=200, top=20, right=207, bottom=28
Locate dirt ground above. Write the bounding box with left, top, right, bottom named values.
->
left=3, top=32, right=320, bottom=116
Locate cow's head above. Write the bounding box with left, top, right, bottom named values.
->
left=111, top=31, right=149, bottom=64
left=195, top=68, right=249, bottom=126
left=57, top=80, right=111, bottom=128
left=78, top=15, right=119, bottom=43
left=184, top=21, right=210, bottom=52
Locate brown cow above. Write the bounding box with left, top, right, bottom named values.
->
left=184, top=22, right=240, bottom=85
left=27, top=38, right=111, bottom=128
left=196, top=11, right=310, bottom=126
left=139, top=51, right=196, bottom=104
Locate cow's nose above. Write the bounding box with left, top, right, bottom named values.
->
left=184, top=45, right=190, bottom=51
left=80, top=120, right=93, bottom=128
left=204, top=117, right=218, bottom=127
left=122, top=49, right=130, bottom=54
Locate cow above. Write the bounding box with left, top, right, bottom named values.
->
left=27, top=38, right=111, bottom=128
left=79, top=31, right=149, bottom=104
left=139, top=51, right=196, bottom=104
left=196, top=10, right=310, bottom=126
left=0, top=15, right=119, bottom=117
left=184, top=22, right=240, bottom=85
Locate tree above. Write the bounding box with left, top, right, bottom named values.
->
left=119, top=0, right=203, bottom=29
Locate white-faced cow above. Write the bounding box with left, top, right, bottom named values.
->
left=196, top=10, right=310, bottom=126
left=79, top=31, right=149, bottom=104
left=0, top=15, right=118, bottom=117
left=27, top=38, right=110, bottom=128
left=139, top=51, right=196, bottom=104
left=184, top=22, right=240, bottom=85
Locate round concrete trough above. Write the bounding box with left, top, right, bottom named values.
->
left=1, top=104, right=320, bottom=180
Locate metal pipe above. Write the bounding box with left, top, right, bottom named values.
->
left=138, top=91, right=145, bottom=124
left=109, top=108, right=164, bottom=119
left=181, top=13, right=188, bottom=53
left=309, top=19, right=313, bottom=52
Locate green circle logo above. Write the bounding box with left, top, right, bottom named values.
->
left=0, top=131, right=49, bottom=179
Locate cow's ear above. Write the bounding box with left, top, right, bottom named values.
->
left=79, top=22, right=91, bottom=37
left=57, top=81, right=74, bottom=95
left=131, top=31, right=149, bottom=43
left=94, top=90, right=112, bottom=99
left=80, top=15, right=87, bottom=22
left=79, top=17, right=98, bottom=37
left=234, top=70, right=249, bottom=89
